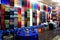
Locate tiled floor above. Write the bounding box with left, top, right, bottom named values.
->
left=38, top=27, right=60, bottom=40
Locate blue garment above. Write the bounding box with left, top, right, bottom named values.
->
left=15, top=30, right=39, bottom=40
left=0, top=30, right=3, bottom=40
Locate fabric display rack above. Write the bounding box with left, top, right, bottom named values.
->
left=0, top=0, right=52, bottom=29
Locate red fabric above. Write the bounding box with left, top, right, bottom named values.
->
left=18, top=8, right=21, bottom=28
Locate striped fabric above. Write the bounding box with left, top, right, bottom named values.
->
left=10, top=9, right=14, bottom=29
left=27, top=9, right=30, bottom=27
left=14, top=7, right=18, bottom=27
left=21, top=8, right=24, bottom=27
left=5, top=6, right=10, bottom=29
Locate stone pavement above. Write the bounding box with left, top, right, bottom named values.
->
left=38, top=28, right=60, bottom=40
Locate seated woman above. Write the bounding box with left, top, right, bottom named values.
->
left=49, top=20, right=56, bottom=30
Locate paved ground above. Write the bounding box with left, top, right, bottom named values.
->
left=38, top=27, right=60, bottom=40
